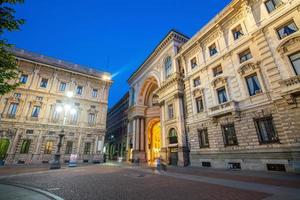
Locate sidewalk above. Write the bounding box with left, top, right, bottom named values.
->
left=0, top=183, right=63, bottom=200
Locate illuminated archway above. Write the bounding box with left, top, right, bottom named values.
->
left=148, top=121, right=161, bottom=163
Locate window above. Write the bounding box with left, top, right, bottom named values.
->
left=222, top=124, right=238, bottom=146
left=40, top=78, right=48, bottom=88
left=209, top=43, right=218, bottom=56
left=44, top=141, right=53, bottom=154
left=14, top=93, right=21, bottom=98
left=232, top=25, right=244, bottom=40
left=213, top=65, right=223, bottom=77
left=193, top=77, right=201, bottom=87
left=31, top=106, right=41, bottom=118
left=59, top=82, right=66, bottom=92
left=239, top=49, right=252, bottom=63
left=65, top=141, right=73, bottom=154
left=195, top=97, right=204, bottom=113
left=165, top=56, right=173, bottom=78
left=76, top=86, right=83, bottom=95
left=7, top=103, right=18, bottom=117
left=265, top=0, right=280, bottom=13
left=246, top=74, right=262, bottom=96
left=20, top=74, right=28, bottom=84
left=92, top=89, right=98, bottom=98
left=217, top=87, right=228, bottom=104
left=168, top=104, right=174, bottom=119
left=84, top=142, right=91, bottom=154
left=289, top=51, right=300, bottom=75
left=276, top=21, right=298, bottom=39
left=20, top=139, right=31, bottom=154
left=88, top=113, right=96, bottom=125
left=254, top=117, right=278, bottom=144
left=70, top=110, right=78, bottom=124
left=198, top=129, right=209, bottom=148
left=169, top=128, right=178, bottom=144
left=190, top=57, right=198, bottom=69
left=53, top=109, right=60, bottom=121
left=26, top=130, right=34, bottom=134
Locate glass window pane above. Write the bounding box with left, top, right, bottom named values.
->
left=290, top=52, right=300, bottom=75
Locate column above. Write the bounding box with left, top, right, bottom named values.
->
left=140, top=118, right=145, bottom=151
left=76, top=133, right=82, bottom=154
left=132, top=119, right=136, bottom=150
left=94, top=135, right=99, bottom=154
left=7, top=129, right=21, bottom=163
left=135, top=118, right=140, bottom=150
left=33, top=130, right=43, bottom=162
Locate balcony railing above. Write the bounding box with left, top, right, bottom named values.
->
left=208, top=101, right=240, bottom=118
left=280, top=75, right=300, bottom=95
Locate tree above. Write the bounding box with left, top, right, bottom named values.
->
left=0, top=0, right=25, bottom=95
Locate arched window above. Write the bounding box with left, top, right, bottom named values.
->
left=169, top=128, right=178, bottom=144
left=165, top=56, right=173, bottom=78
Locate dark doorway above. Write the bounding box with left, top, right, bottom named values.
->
left=169, top=148, right=178, bottom=166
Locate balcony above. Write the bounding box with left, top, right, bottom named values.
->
left=208, top=101, right=240, bottom=118
left=280, top=75, right=300, bottom=95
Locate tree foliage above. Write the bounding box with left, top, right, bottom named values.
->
left=0, top=0, right=25, bottom=95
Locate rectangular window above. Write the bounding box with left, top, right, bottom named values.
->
left=71, top=111, right=78, bottom=124
left=209, top=43, right=218, bottom=56
left=239, top=49, right=252, bottom=63
left=232, top=25, right=244, bottom=40
left=190, top=57, right=198, bottom=69
left=44, top=141, right=53, bottom=154
left=76, top=86, right=83, bottom=95
left=193, top=77, right=201, bottom=87
left=246, top=74, right=262, bottom=96
left=222, top=124, right=238, bottom=146
left=289, top=51, right=300, bottom=75
left=92, top=89, right=98, bottom=98
left=26, top=130, right=34, bottom=134
left=65, top=141, right=73, bottom=154
left=20, top=139, right=31, bottom=154
left=40, top=78, right=48, bottom=88
left=88, top=113, right=96, bottom=125
left=195, top=97, right=204, bottom=113
left=59, top=82, right=66, bottom=92
left=254, top=117, right=278, bottom=144
left=20, top=74, right=28, bottom=84
left=168, top=104, right=174, bottom=119
left=265, top=0, right=280, bottom=13
left=14, top=93, right=21, bottom=99
left=84, top=142, right=91, bottom=154
left=198, top=129, right=209, bottom=148
left=213, top=65, right=223, bottom=77
left=7, top=103, right=18, bottom=117
left=31, top=106, right=41, bottom=118
left=276, top=21, right=298, bottom=39
left=217, top=87, right=228, bottom=104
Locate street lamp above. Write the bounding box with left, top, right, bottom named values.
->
left=50, top=92, right=76, bottom=169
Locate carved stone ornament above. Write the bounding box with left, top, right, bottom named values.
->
left=192, top=88, right=203, bottom=97
left=211, top=76, right=228, bottom=88
left=277, top=34, right=300, bottom=55
left=238, top=61, right=261, bottom=75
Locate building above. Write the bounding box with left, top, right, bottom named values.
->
left=0, top=48, right=112, bottom=164
left=127, top=0, right=300, bottom=172
left=105, top=92, right=129, bottom=160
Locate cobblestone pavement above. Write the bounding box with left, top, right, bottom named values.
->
left=0, top=164, right=299, bottom=200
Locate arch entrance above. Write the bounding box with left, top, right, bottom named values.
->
left=147, top=120, right=161, bottom=163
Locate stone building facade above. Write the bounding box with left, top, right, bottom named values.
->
left=0, top=48, right=112, bottom=164
left=127, top=0, right=300, bottom=172
left=105, top=92, right=129, bottom=160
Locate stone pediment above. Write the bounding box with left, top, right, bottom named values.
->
left=237, top=61, right=260, bottom=75
left=211, top=75, right=228, bottom=88
left=277, top=33, right=300, bottom=55
left=192, top=87, right=204, bottom=97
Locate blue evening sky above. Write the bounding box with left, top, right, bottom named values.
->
left=4, top=0, right=231, bottom=107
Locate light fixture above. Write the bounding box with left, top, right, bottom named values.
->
left=66, top=91, right=74, bottom=98
left=103, top=74, right=111, bottom=81
left=70, top=108, right=77, bottom=115
left=55, top=106, right=63, bottom=113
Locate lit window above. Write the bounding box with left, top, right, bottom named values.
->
left=40, top=78, right=48, bottom=88
left=168, top=104, right=174, bottom=119
left=92, top=89, right=98, bottom=98
left=20, top=74, right=28, bottom=84
left=20, top=139, right=31, bottom=154
left=70, top=110, right=78, bottom=124
left=31, top=106, right=41, bottom=118
left=169, top=128, right=178, bottom=144
left=193, top=77, right=201, bottom=87
left=59, top=82, right=66, bottom=92
left=84, top=142, right=91, bottom=154
left=289, top=51, right=300, bottom=75
left=195, top=97, right=204, bottom=113
left=276, top=21, right=298, bottom=39
left=222, top=124, right=238, bottom=146
left=232, top=25, right=244, bottom=40
left=265, top=0, right=280, bottom=13
left=239, top=49, right=252, bottom=63
left=209, top=43, right=218, bottom=57
left=190, top=57, right=198, bottom=69
left=165, top=56, right=173, bottom=78
left=65, top=141, right=73, bottom=154
left=7, top=103, right=18, bottom=117
left=44, top=141, right=53, bottom=154
left=198, top=129, right=209, bottom=148
left=217, top=87, right=228, bottom=104
left=76, top=86, right=83, bottom=95
left=246, top=74, right=262, bottom=96
left=213, top=65, right=223, bottom=77
left=254, top=116, right=279, bottom=144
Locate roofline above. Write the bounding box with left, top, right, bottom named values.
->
left=108, top=91, right=129, bottom=113
left=127, top=29, right=190, bottom=84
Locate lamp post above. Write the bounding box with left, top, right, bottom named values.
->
left=50, top=91, right=76, bottom=169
